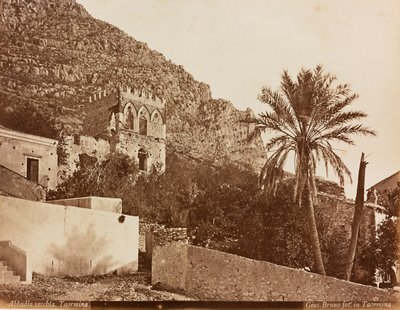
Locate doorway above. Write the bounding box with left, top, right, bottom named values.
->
left=27, top=158, right=39, bottom=182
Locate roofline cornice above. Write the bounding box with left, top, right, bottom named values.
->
left=0, top=127, right=57, bottom=147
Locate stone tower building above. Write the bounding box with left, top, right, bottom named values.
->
left=82, top=86, right=166, bottom=173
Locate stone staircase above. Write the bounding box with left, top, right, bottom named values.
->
left=0, top=260, right=20, bottom=284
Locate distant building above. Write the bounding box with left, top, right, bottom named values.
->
left=0, top=126, right=58, bottom=190
left=368, top=170, right=400, bottom=194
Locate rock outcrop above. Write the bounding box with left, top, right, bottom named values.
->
left=0, top=0, right=266, bottom=170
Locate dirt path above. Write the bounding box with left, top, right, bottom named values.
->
left=52, top=280, right=191, bottom=301
left=0, top=272, right=192, bottom=302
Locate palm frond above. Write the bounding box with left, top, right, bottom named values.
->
left=316, top=143, right=352, bottom=185
left=259, top=142, right=293, bottom=195
left=313, top=124, right=377, bottom=143
left=252, top=66, right=375, bottom=204
left=256, top=111, right=297, bottom=138
left=264, top=134, right=291, bottom=151
left=258, top=87, right=299, bottom=134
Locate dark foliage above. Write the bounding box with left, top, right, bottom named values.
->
left=0, top=100, right=59, bottom=139
left=49, top=151, right=361, bottom=279
left=374, top=188, right=400, bottom=281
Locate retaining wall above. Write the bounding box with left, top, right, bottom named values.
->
left=0, top=195, right=139, bottom=276
left=152, top=242, right=395, bottom=302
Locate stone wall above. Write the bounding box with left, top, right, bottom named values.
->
left=0, top=165, right=45, bottom=201
left=138, top=221, right=164, bottom=253
left=152, top=243, right=395, bottom=302
left=59, top=135, right=111, bottom=180
left=0, top=195, right=139, bottom=276
left=317, top=193, right=376, bottom=282
left=116, top=131, right=165, bottom=172
left=147, top=228, right=187, bottom=263
left=151, top=228, right=188, bottom=248
left=83, top=90, right=119, bottom=140
left=317, top=193, right=375, bottom=244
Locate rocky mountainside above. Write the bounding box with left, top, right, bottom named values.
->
left=0, top=0, right=265, bottom=169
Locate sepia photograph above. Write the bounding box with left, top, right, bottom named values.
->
left=0, top=0, right=399, bottom=308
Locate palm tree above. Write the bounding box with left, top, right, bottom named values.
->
left=251, top=66, right=376, bottom=275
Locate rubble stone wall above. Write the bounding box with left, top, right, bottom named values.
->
left=138, top=222, right=164, bottom=253
left=145, top=227, right=187, bottom=262
left=116, top=131, right=165, bottom=172
left=152, top=243, right=394, bottom=302
left=317, top=193, right=376, bottom=282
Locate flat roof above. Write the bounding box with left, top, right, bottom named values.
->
left=0, top=126, right=58, bottom=147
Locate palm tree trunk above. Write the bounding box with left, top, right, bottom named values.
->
left=305, top=179, right=326, bottom=275
left=343, top=153, right=367, bottom=281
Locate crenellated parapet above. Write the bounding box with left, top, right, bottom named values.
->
left=87, top=88, right=117, bottom=105
left=118, top=85, right=166, bottom=110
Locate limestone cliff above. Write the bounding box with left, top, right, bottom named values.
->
left=0, top=0, right=265, bottom=169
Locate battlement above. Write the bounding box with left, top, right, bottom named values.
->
left=87, top=86, right=166, bottom=109
left=87, top=88, right=117, bottom=104
left=118, top=86, right=166, bottom=109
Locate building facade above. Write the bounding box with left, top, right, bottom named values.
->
left=0, top=126, right=58, bottom=190
left=82, top=86, right=166, bottom=173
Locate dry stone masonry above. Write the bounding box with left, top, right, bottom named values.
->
left=152, top=242, right=396, bottom=302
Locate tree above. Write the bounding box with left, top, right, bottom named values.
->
left=0, top=101, right=59, bottom=139
left=375, top=187, right=400, bottom=283
left=48, top=153, right=139, bottom=200
left=251, top=66, right=376, bottom=275
left=343, top=153, right=367, bottom=280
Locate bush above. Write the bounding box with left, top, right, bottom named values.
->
left=50, top=151, right=363, bottom=279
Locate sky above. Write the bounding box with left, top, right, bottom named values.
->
left=76, top=0, right=400, bottom=198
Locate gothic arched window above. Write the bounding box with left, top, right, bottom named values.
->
left=151, top=111, right=163, bottom=138
left=138, top=148, right=148, bottom=171
left=139, top=116, right=147, bottom=135
left=125, top=107, right=134, bottom=130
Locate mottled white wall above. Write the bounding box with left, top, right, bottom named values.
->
left=0, top=195, right=138, bottom=276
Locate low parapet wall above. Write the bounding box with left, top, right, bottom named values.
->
left=0, top=195, right=138, bottom=276
left=152, top=241, right=395, bottom=302
left=49, top=196, right=122, bottom=214
left=0, top=165, right=45, bottom=201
